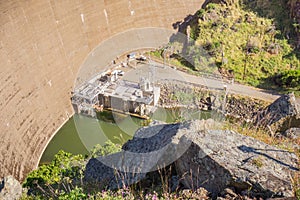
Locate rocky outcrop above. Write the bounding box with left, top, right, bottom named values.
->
left=158, top=82, right=221, bottom=111
left=84, top=121, right=217, bottom=190
left=84, top=156, right=146, bottom=191
left=175, top=127, right=298, bottom=198
left=225, top=95, right=266, bottom=122
left=84, top=120, right=298, bottom=198
left=255, top=93, right=300, bottom=133
left=283, top=127, right=300, bottom=139
left=0, top=176, right=22, bottom=200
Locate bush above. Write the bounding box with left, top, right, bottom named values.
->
left=58, top=187, right=87, bottom=200
left=24, top=151, right=84, bottom=187
left=23, top=141, right=121, bottom=199
left=90, top=140, right=121, bottom=158
left=206, top=3, right=217, bottom=11
left=197, top=9, right=205, bottom=18
left=275, top=70, right=300, bottom=88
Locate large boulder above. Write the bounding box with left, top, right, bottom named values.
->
left=84, top=155, right=147, bottom=191
left=84, top=120, right=218, bottom=190
left=175, top=126, right=298, bottom=198
left=255, top=93, right=300, bottom=133
left=0, top=175, right=22, bottom=200
left=84, top=120, right=298, bottom=198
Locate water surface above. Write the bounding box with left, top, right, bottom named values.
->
left=40, top=108, right=216, bottom=164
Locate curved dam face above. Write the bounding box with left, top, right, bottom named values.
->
left=0, top=0, right=203, bottom=181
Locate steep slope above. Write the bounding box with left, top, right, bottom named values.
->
left=179, top=0, right=300, bottom=88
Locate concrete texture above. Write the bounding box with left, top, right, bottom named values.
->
left=0, top=0, right=203, bottom=181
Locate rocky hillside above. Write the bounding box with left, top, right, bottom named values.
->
left=85, top=119, right=299, bottom=199
left=179, top=0, right=300, bottom=90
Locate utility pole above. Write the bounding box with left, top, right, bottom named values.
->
left=243, top=35, right=250, bottom=80
left=221, top=42, right=225, bottom=66
left=243, top=55, right=247, bottom=80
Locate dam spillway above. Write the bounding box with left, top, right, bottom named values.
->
left=0, top=0, right=204, bottom=181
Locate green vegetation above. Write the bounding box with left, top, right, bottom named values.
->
left=23, top=151, right=85, bottom=188
left=22, top=1, right=300, bottom=198
left=274, top=69, right=300, bottom=89
left=22, top=141, right=121, bottom=199
left=90, top=140, right=121, bottom=158
left=251, top=156, right=264, bottom=168
left=22, top=138, right=211, bottom=199
left=23, top=150, right=85, bottom=199
left=150, top=0, right=300, bottom=94
left=194, top=1, right=299, bottom=86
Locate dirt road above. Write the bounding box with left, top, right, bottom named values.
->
left=124, top=61, right=299, bottom=104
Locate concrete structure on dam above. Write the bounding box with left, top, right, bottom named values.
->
left=0, top=0, right=204, bottom=181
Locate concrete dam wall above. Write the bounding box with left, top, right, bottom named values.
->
left=0, top=0, right=203, bottom=181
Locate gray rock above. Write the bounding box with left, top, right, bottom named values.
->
left=84, top=155, right=147, bottom=191
left=84, top=119, right=219, bottom=190
left=84, top=120, right=298, bottom=198
left=176, top=124, right=298, bottom=198
left=0, top=175, right=22, bottom=200
left=255, top=93, right=300, bottom=133
left=225, top=95, right=265, bottom=122
left=283, top=128, right=300, bottom=139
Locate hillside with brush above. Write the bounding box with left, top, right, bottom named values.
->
left=181, top=0, right=300, bottom=93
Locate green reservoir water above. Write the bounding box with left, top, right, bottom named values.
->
left=40, top=108, right=218, bottom=164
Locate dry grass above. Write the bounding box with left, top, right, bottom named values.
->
left=222, top=121, right=300, bottom=197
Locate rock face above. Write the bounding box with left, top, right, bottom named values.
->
left=84, top=120, right=298, bottom=198
left=84, top=121, right=207, bottom=190
left=283, top=127, right=300, bottom=139
left=158, top=81, right=223, bottom=111
left=255, top=93, right=300, bottom=133
left=84, top=156, right=146, bottom=191
left=176, top=127, right=298, bottom=198
left=158, top=81, right=268, bottom=122
left=225, top=95, right=266, bottom=122
left=0, top=175, right=22, bottom=200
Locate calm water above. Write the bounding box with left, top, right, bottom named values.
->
left=40, top=108, right=218, bottom=164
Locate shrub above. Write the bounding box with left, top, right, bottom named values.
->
left=23, top=151, right=84, bottom=187
left=206, top=3, right=217, bottom=11
left=23, top=141, right=121, bottom=199
left=90, top=140, right=121, bottom=158
left=275, top=70, right=300, bottom=88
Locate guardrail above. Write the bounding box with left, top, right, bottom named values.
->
left=149, top=56, right=224, bottom=81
